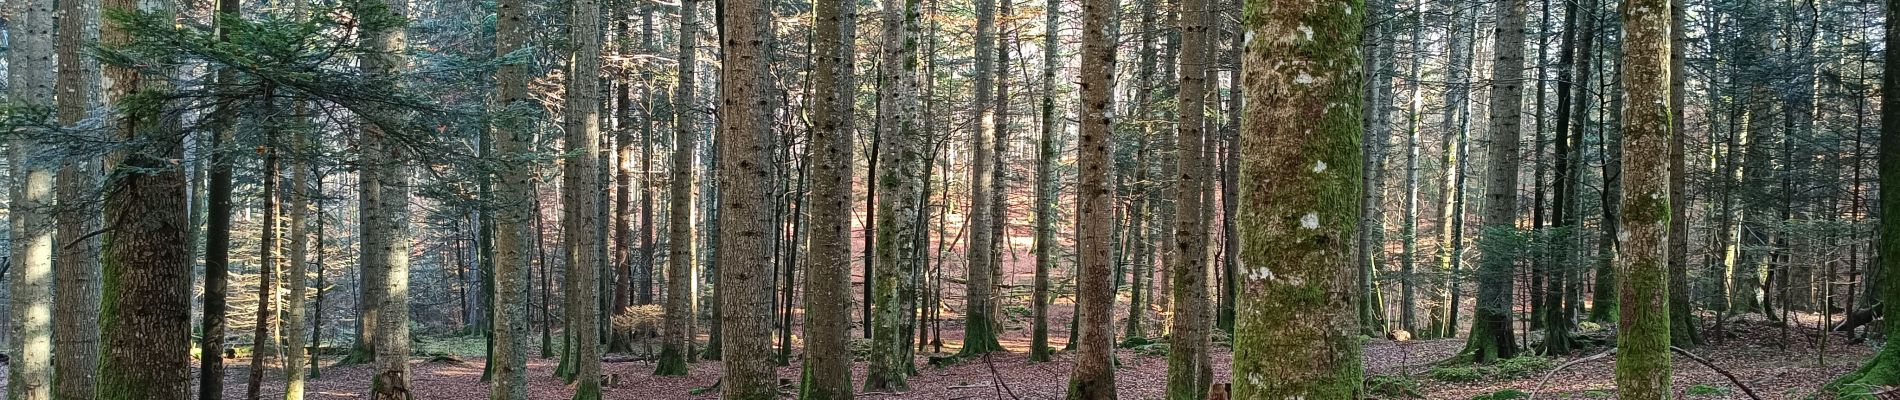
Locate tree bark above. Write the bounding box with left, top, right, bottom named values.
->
left=247, top=92, right=286, bottom=400
left=562, top=0, right=607, bottom=394
left=716, top=0, right=778, bottom=392
left=961, top=0, right=1006, bottom=354
left=1613, top=0, right=1673, bottom=395
left=1030, top=0, right=1062, bottom=362
left=487, top=0, right=535, bottom=392
left=1459, top=0, right=1528, bottom=363
left=864, top=0, right=924, bottom=388
left=53, top=0, right=104, bottom=394
left=284, top=138, right=314, bottom=400
left=1165, top=0, right=1212, bottom=393
left=97, top=0, right=191, bottom=394
left=362, top=0, right=414, bottom=396
left=1064, top=0, right=1117, bottom=394
left=656, top=0, right=702, bottom=376
left=799, top=0, right=859, bottom=394
left=8, top=0, right=58, bottom=395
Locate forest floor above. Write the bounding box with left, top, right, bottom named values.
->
left=168, top=312, right=1873, bottom=399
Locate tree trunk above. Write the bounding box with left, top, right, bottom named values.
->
left=1030, top=0, right=1062, bottom=362
left=488, top=0, right=535, bottom=392
left=1429, top=0, right=1475, bottom=339
left=562, top=0, right=607, bottom=394
left=1398, top=0, right=1427, bottom=335
left=961, top=0, right=1006, bottom=355
left=200, top=0, right=244, bottom=393
left=8, top=0, right=58, bottom=396
left=1164, top=0, right=1211, bottom=393
left=97, top=0, right=191, bottom=393
left=1232, top=0, right=1365, bottom=394
left=53, top=0, right=104, bottom=394
left=864, top=0, right=924, bottom=388
left=799, top=0, right=858, bottom=393
left=284, top=136, right=314, bottom=400
left=1459, top=0, right=1528, bottom=363
left=655, top=0, right=701, bottom=376
left=248, top=91, right=285, bottom=400
left=363, top=0, right=414, bottom=395
left=1613, top=0, right=1673, bottom=395
left=716, top=0, right=778, bottom=392
left=1064, top=0, right=1117, bottom=394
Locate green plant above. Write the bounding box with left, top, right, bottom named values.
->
left=1494, top=356, right=1556, bottom=378
left=1366, top=375, right=1423, bottom=398
left=1470, top=389, right=1529, bottom=400
left=1430, top=366, right=1486, bottom=382
left=1686, top=384, right=1731, bottom=396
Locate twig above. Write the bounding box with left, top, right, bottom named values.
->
left=1671, top=346, right=1763, bottom=400
left=949, top=384, right=994, bottom=390
left=1527, top=348, right=1615, bottom=400
left=983, top=352, right=1021, bottom=400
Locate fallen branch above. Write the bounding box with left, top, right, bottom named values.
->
left=949, top=383, right=994, bottom=390
left=984, top=352, right=1021, bottom=400
left=1671, top=346, right=1762, bottom=400
left=1528, top=349, right=1615, bottom=400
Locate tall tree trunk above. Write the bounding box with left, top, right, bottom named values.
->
left=864, top=0, right=924, bottom=387
left=1164, top=0, right=1212, bottom=393
left=248, top=93, right=285, bottom=400
left=97, top=0, right=191, bottom=393
left=1831, top=2, right=1900, bottom=391
left=1217, top=11, right=1242, bottom=333
left=1065, top=0, right=1118, bottom=393
left=1663, top=0, right=1698, bottom=350
left=655, top=0, right=702, bottom=376
left=1356, top=0, right=1395, bottom=335
left=7, top=0, right=57, bottom=395
left=799, top=0, right=859, bottom=393
left=1398, top=0, right=1427, bottom=335
left=363, top=0, right=414, bottom=395
left=1459, top=0, right=1528, bottom=363
left=489, top=0, right=535, bottom=391
left=1613, top=0, right=1672, bottom=395
left=200, top=0, right=245, bottom=393
left=610, top=4, right=641, bottom=353
left=1429, top=0, right=1475, bottom=339
left=563, top=0, right=607, bottom=393
left=962, top=0, right=1006, bottom=354
left=53, top=0, right=104, bottom=393
left=1232, top=0, right=1365, bottom=394
left=716, top=0, right=778, bottom=392
left=1030, top=0, right=1062, bottom=362
left=284, top=137, right=314, bottom=400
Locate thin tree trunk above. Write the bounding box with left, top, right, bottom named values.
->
left=248, top=90, right=285, bottom=400
left=284, top=133, right=314, bottom=400
left=1030, top=0, right=1061, bottom=362
left=201, top=0, right=245, bottom=393
left=562, top=0, right=607, bottom=393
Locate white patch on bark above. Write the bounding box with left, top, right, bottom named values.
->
left=1294, top=72, right=1316, bottom=84
left=1313, top=160, right=1327, bottom=173
left=1618, top=230, right=1631, bottom=242
left=1297, top=25, right=1314, bottom=41
left=1300, top=212, right=1319, bottom=230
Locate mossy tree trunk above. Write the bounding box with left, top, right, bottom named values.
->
left=1612, top=0, right=1672, bottom=395
left=97, top=0, right=191, bottom=394
left=864, top=0, right=924, bottom=388
left=1231, top=0, right=1365, bottom=396
left=1458, top=0, right=1527, bottom=363
left=561, top=0, right=606, bottom=394
left=1029, top=0, right=1062, bottom=361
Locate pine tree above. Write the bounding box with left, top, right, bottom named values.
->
left=799, top=0, right=860, bottom=395
left=1030, top=0, right=1062, bottom=363
left=1164, top=0, right=1212, bottom=393
left=488, top=0, right=535, bottom=391
left=361, top=0, right=415, bottom=395
left=562, top=0, right=607, bottom=393
left=865, top=0, right=925, bottom=388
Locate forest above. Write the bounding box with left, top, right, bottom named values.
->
left=0, top=0, right=1890, bottom=393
